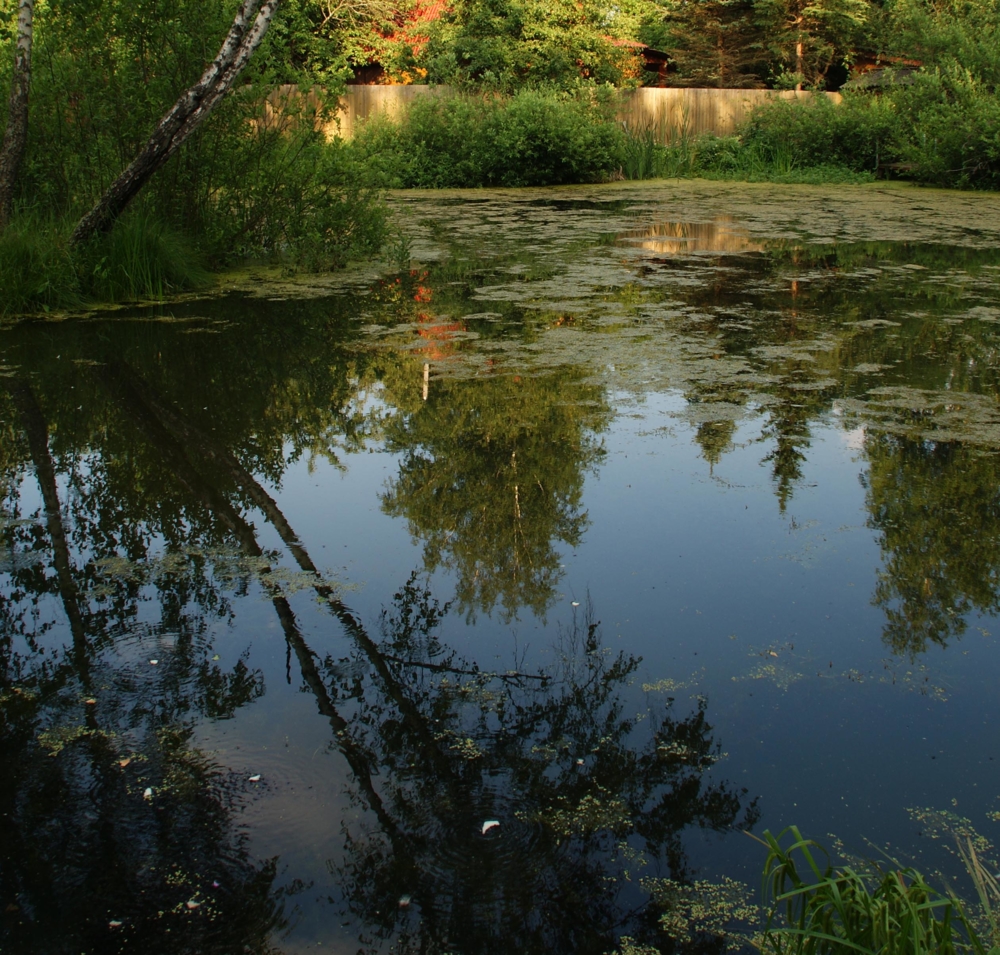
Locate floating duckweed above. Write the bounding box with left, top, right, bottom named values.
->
left=529, top=786, right=631, bottom=838
left=642, top=677, right=691, bottom=694
left=733, top=663, right=805, bottom=692
left=37, top=725, right=109, bottom=756
left=643, top=875, right=759, bottom=950
left=907, top=807, right=995, bottom=861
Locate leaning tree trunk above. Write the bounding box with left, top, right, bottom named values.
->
left=70, top=0, right=281, bottom=246
left=0, top=0, right=34, bottom=231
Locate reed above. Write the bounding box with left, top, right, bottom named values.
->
left=0, top=211, right=210, bottom=316
left=753, top=827, right=995, bottom=955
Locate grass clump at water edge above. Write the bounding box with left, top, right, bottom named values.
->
left=0, top=212, right=211, bottom=316
left=753, top=826, right=999, bottom=955
left=615, top=825, right=1000, bottom=954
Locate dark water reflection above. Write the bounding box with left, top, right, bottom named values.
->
left=4, top=183, right=1000, bottom=953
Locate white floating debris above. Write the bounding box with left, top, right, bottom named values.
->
left=143, top=787, right=153, bottom=800
left=481, top=820, right=500, bottom=835
left=185, top=900, right=201, bottom=910
left=571, top=601, right=580, bottom=607
left=398, top=894, right=412, bottom=908
left=149, top=659, right=159, bottom=666
left=248, top=774, right=262, bottom=783
left=109, top=920, right=123, bottom=929
left=576, top=758, right=585, bottom=765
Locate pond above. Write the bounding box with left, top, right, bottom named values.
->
left=4, top=179, right=1000, bottom=954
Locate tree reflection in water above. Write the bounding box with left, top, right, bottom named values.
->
left=0, top=379, right=287, bottom=955
left=319, top=584, right=757, bottom=955
left=0, top=356, right=755, bottom=954
left=863, top=432, right=1000, bottom=657
left=381, top=370, right=608, bottom=622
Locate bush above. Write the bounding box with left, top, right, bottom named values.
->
left=354, top=88, right=626, bottom=187
left=739, top=93, right=903, bottom=173
left=893, top=67, right=1000, bottom=189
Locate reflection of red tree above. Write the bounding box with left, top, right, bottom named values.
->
left=416, top=313, right=465, bottom=361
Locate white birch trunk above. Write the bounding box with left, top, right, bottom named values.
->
left=70, top=0, right=281, bottom=246
left=0, top=0, right=34, bottom=229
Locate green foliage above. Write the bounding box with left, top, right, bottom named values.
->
left=755, top=827, right=992, bottom=955
left=0, top=212, right=211, bottom=315
left=870, top=0, right=1000, bottom=188
left=891, top=67, right=1000, bottom=189
left=420, top=0, right=657, bottom=89
left=0, top=0, right=386, bottom=311
left=739, top=93, right=901, bottom=171
left=354, top=89, right=626, bottom=187
left=619, top=124, right=876, bottom=183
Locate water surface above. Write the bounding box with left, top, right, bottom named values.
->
left=4, top=180, right=1000, bottom=954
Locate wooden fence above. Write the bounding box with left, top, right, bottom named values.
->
left=617, top=88, right=842, bottom=139
left=328, top=85, right=842, bottom=141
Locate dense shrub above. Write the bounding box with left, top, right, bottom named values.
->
left=354, top=89, right=626, bottom=187
left=893, top=67, right=1000, bottom=189
left=739, top=93, right=902, bottom=173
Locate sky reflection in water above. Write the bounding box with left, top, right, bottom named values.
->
left=3, top=181, right=1000, bottom=954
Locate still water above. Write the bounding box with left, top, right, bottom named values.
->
left=4, top=180, right=1000, bottom=954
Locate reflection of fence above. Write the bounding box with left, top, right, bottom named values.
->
left=617, top=218, right=766, bottom=255
left=329, top=86, right=842, bottom=141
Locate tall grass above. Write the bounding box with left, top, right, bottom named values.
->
left=0, top=212, right=211, bottom=316
left=754, top=827, right=999, bottom=955
left=76, top=214, right=211, bottom=304
left=619, top=123, right=874, bottom=184
left=0, top=216, right=81, bottom=315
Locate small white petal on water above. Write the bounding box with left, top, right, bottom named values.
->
left=109, top=920, right=123, bottom=929
left=398, top=894, right=412, bottom=907
left=149, top=659, right=159, bottom=666
left=481, top=820, right=500, bottom=835
left=143, top=787, right=153, bottom=800
left=248, top=774, right=262, bottom=782
left=571, top=601, right=580, bottom=607
left=185, top=900, right=201, bottom=910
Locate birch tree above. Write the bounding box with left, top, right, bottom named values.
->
left=70, top=0, right=282, bottom=246
left=0, top=0, right=33, bottom=230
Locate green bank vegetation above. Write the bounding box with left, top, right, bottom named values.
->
left=620, top=825, right=1000, bottom=954
left=1, top=0, right=999, bottom=315
left=0, top=0, right=388, bottom=315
